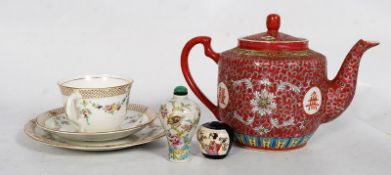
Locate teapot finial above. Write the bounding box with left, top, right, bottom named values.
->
left=267, top=14, right=280, bottom=36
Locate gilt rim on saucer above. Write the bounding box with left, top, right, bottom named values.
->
left=24, top=119, right=165, bottom=151
left=35, top=103, right=157, bottom=136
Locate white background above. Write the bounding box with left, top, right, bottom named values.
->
left=0, top=0, right=390, bottom=174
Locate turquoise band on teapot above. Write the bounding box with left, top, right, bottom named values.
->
left=234, top=133, right=314, bottom=150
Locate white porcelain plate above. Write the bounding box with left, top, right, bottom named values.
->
left=25, top=118, right=164, bottom=151
left=35, top=104, right=157, bottom=142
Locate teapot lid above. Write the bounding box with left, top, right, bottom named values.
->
left=239, top=14, right=308, bottom=51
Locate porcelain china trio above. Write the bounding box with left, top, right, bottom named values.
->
left=25, top=74, right=165, bottom=151
left=181, top=14, right=378, bottom=150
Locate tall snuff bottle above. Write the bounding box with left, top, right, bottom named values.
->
left=159, top=86, right=201, bottom=162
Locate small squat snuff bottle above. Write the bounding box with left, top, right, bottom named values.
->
left=197, top=121, right=234, bottom=159
left=159, top=86, right=200, bottom=162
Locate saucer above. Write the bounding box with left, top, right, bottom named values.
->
left=25, top=118, right=165, bottom=151
left=35, top=103, right=156, bottom=142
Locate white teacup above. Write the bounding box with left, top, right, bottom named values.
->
left=58, top=75, right=133, bottom=132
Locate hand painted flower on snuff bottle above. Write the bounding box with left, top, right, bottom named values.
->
left=181, top=14, right=379, bottom=150
left=159, top=86, right=200, bottom=161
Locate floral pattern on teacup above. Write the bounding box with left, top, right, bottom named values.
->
left=79, top=95, right=129, bottom=125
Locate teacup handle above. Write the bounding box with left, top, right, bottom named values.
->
left=65, top=91, right=85, bottom=132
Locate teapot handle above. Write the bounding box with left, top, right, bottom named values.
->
left=181, top=36, right=220, bottom=120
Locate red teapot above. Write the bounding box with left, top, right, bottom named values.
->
left=181, top=14, right=378, bottom=150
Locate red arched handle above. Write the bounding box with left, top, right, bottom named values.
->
left=180, top=36, right=220, bottom=120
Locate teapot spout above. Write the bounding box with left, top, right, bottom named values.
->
left=322, top=39, right=379, bottom=123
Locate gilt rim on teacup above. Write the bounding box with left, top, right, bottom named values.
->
left=58, top=74, right=133, bottom=89
left=58, top=74, right=133, bottom=99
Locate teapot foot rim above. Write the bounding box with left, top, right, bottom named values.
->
left=235, top=142, right=307, bottom=152
left=233, top=132, right=313, bottom=151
